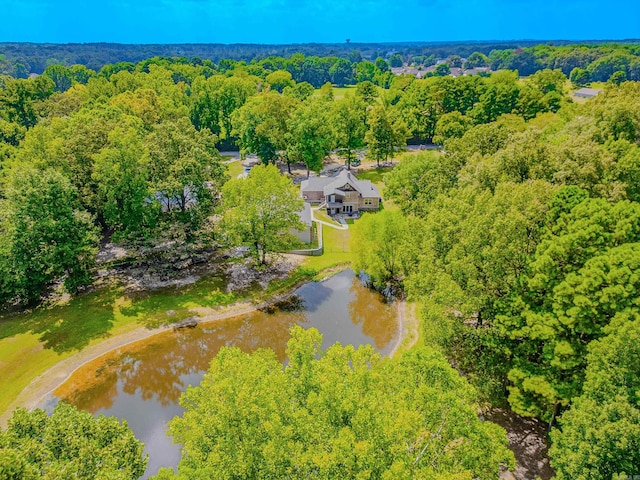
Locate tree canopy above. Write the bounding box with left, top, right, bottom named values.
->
left=158, top=327, right=514, bottom=480
left=0, top=402, right=147, bottom=479
left=221, top=164, right=303, bottom=265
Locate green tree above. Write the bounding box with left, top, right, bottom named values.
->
left=332, top=94, right=366, bottom=170
left=432, top=111, right=473, bottom=145
left=189, top=75, right=224, bottom=135
left=43, top=64, right=74, bottom=92
left=217, top=75, right=258, bottom=141
left=374, top=56, right=389, bottom=73
left=464, top=52, right=489, bottom=69
left=355, top=61, right=377, bottom=83
left=0, top=167, right=99, bottom=305
left=328, top=58, right=354, bottom=86
left=389, top=53, right=403, bottom=68
left=0, top=75, right=55, bottom=128
left=266, top=69, right=294, bottom=93
left=162, top=327, right=514, bottom=479
left=448, top=55, right=463, bottom=68
left=549, top=311, right=640, bottom=480
left=0, top=402, right=147, bottom=479
left=93, top=125, right=158, bottom=239
left=434, top=63, right=451, bottom=77
left=232, top=92, right=299, bottom=166
left=283, top=81, right=315, bottom=101
left=364, top=105, right=409, bottom=166
left=146, top=118, right=226, bottom=233
left=221, top=164, right=303, bottom=265
left=503, top=197, right=640, bottom=420
left=286, top=98, right=333, bottom=177
left=351, top=210, right=421, bottom=289
left=354, top=80, right=378, bottom=105
left=384, top=150, right=460, bottom=214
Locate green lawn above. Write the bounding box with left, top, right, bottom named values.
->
left=313, top=209, right=343, bottom=226
left=0, top=266, right=316, bottom=418
left=304, top=224, right=352, bottom=273
left=226, top=159, right=244, bottom=179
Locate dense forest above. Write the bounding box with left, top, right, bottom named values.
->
left=2, top=40, right=640, bottom=81
left=1, top=43, right=640, bottom=478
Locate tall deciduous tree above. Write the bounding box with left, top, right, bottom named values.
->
left=266, top=69, right=294, bottom=93
left=286, top=98, right=333, bottom=177
left=146, top=118, right=226, bottom=233
left=232, top=92, right=299, bottom=166
left=161, top=327, right=514, bottom=480
left=93, top=125, right=158, bottom=239
left=0, top=403, right=147, bottom=479
left=550, top=311, right=640, bottom=479
left=364, top=105, right=409, bottom=166
left=221, top=164, right=303, bottom=265
left=0, top=167, right=99, bottom=305
left=351, top=210, right=423, bottom=290
left=332, top=95, right=367, bottom=170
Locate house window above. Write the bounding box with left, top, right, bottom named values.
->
left=363, top=198, right=373, bottom=206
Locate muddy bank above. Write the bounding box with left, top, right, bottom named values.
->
left=486, top=408, right=554, bottom=480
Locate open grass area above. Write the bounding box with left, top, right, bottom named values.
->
left=0, top=266, right=318, bottom=417
left=331, top=86, right=356, bottom=100
left=226, top=159, right=244, bottom=179
left=313, top=209, right=343, bottom=226
left=303, top=225, right=352, bottom=273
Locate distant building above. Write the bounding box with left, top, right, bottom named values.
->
left=574, top=87, right=603, bottom=99
left=463, top=67, right=491, bottom=76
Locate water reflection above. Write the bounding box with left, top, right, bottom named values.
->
left=54, top=270, right=399, bottom=478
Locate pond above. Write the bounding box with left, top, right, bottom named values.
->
left=51, top=270, right=400, bottom=478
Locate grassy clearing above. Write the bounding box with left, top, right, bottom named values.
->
left=226, top=159, right=244, bottom=179
left=331, top=86, right=356, bottom=100
left=0, top=271, right=265, bottom=417
left=313, top=209, right=342, bottom=226
left=303, top=225, right=352, bottom=273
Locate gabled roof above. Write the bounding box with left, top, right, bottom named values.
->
left=574, top=87, right=603, bottom=97
left=301, top=169, right=381, bottom=199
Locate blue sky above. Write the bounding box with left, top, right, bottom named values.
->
left=1, top=0, right=639, bottom=44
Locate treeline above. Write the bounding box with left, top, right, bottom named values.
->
left=1, top=40, right=640, bottom=80
left=354, top=81, right=640, bottom=478
left=0, top=51, right=580, bottom=306
left=489, top=43, right=640, bottom=82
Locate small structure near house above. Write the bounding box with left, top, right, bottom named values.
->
left=574, top=87, right=603, bottom=99
left=301, top=169, right=381, bottom=216
left=292, top=203, right=314, bottom=244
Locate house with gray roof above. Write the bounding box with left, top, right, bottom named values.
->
left=574, top=87, right=603, bottom=99
left=301, top=169, right=381, bottom=216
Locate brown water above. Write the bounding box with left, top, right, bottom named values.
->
left=51, top=270, right=399, bottom=478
